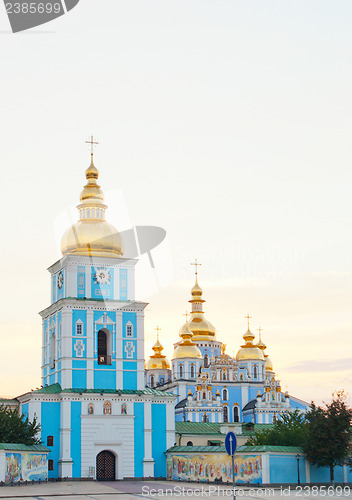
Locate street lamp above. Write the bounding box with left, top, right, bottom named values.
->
left=296, top=454, right=301, bottom=486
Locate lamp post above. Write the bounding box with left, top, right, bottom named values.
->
left=296, top=454, right=301, bottom=486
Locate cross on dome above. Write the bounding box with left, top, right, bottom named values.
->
left=85, top=135, right=99, bottom=159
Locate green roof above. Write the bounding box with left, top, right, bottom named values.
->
left=238, top=445, right=304, bottom=453
left=167, top=445, right=304, bottom=454
left=0, top=398, right=18, bottom=403
left=175, top=422, right=222, bottom=435
left=32, top=383, right=172, bottom=397
left=241, top=423, right=273, bottom=435
left=0, top=443, right=50, bottom=452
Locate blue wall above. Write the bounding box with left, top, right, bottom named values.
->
left=134, top=403, right=145, bottom=477
left=41, top=402, right=60, bottom=478
left=270, top=455, right=306, bottom=484
left=152, top=403, right=166, bottom=477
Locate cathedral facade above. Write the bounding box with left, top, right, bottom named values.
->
left=16, top=155, right=175, bottom=480
left=145, top=275, right=308, bottom=424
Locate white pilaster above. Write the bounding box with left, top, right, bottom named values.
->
left=261, top=453, right=270, bottom=484
left=116, top=311, right=123, bottom=389
left=86, top=310, right=94, bottom=389
left=305, top=458, right=310, bottom=483
left=166, top=402, right=175, bottom=450
left=143, top=401, right=154, bottom=477
left=59, top=399, right=73, bottom=478
left=136, top=311, right=145, bottom=390
left=61, top=309, right=73, bottom=389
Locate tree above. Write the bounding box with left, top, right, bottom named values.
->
left=304, top=391, right=352, bottom=484
left=0, top=405, right=41, bottom=445
left=246, top=409, right=308, bottom=446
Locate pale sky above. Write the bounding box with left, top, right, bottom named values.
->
left=0, top=0, right=351, bottom=405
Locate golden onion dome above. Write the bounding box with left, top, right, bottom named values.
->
left=187, top=278, right=216, bottom=341
left=265, top=355, right=274, bottom=372
left=236, top=325, right=264, bottom=361
left=146, top=334, right=171, bottom=370
left=173, top=324, right=202, bottom=359
left=61, top=156, right=124, bottom=258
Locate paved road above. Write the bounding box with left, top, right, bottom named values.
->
left=0, top=481, right=351, bottom=500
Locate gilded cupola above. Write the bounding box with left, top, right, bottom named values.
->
left=61, top=153, right=124, bottom=258
left=256, top=327, right=274, bottom=372
left=146, top=333, right=171, bottom=370
left=236, top=316, right=264, bottom=361
left=173, top=323, right=202, bottom=359
left=187, top=268, right=216, bottom=341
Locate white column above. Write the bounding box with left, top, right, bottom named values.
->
left=261, top=453, right=270, bottom=484
left=67, top=264, right=77, bottom=297
left=61, top=309, right=73, bottom=389
left=241, top=384, right=249, bottom=409
left=113, top=266, right=120, bottom=300
left=86, top=265, right=91, bottom=298
left=166, top=401, right=175, bottom=450
left=58, top=399, right=73, bottom=478
left=116, top=311, right=123, bottom=389
left=136, top=311, right=145, bottom=390
left=127, top=266, right=135, bottom=301
left=86, top=310, right=94, bottom=389
left=143, top=400, right=155, bottom=477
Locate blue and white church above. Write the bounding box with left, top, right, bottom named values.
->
left=145, top=271, right=308, bottom=425
left=17, top=154, right=176, bottom=481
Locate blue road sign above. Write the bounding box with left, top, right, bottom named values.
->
left=225, top=431, right=237, bottom=456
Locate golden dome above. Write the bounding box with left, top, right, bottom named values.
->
left=236, top=326, right=264, bottom=361
left=173, top=324, right=202, bottom=359
left=61, top=157, right=124, bottom=258
left=256, top=327, right=267, bottom=351
left=265, top=355, right=274, bottom=372
left=188, top=278, right=216, bottom=341
left=146, top=334, right=171, bottom=370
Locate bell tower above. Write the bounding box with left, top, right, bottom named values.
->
left=40, top=153, right=146, bottom=391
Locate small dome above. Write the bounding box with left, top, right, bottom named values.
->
left=173, top=323, right=202, bottom=359
left=191, top=281, right=203, bottom=296
left=236, top=346, right=264, bottom=361
left=145, top=356, right=171, bottom=370
left=265, top=356, right=274, bottom=372
left=146, top=333, right=171, bottom=370
left=173, top=344, right=202, bottom=359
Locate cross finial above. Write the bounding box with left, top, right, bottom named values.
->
left=155, top=325, right=161, bottom=340
left=85, top=135, right=99, bottom=159
left=190, top=258, right=202, bottom=277
left=183, top=311, right=190, bottom=321
left=258, top=326, right=263, bottom=340
left=244, top=314, right=252, bottom=329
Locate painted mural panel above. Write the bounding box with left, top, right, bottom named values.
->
left=5, top=453, right=48, bottom=483
left=167, top=453, right=262, bottom=484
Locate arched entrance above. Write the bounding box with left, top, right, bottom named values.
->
left=96, top=450, right=116, bottom=480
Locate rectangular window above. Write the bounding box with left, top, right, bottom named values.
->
left=126, top=324, right=133, bottom=337
left=48, top=459, right=54, bottom=471
left=76, top=323, right=83, bottom=335
left=47, top=435, right=54, bottom=446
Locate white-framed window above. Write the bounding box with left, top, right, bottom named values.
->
left=222, top=388, right=228, bottom=401
left=76, top=320, right=83, bottom=336
left=126, top=322, right=133, bottom=337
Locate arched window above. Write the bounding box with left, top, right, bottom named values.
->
left=86, top=208, right=90, bottom=218
left=179, top=364, right=183, bottom=378
left=190, top=364, right=195, bottom=378
left=202, top=413, right=209, bottom=423
left=51, top=333, right=56, bottom=369
left=47, top=435, right=54, bottom=446
left=187, top=441, right=193, bottom=446
left=222, top=388, right=228, bottom=401
left=202, top=391, right=206, bottom=400
left=103, top=401, right=112, bottom=415
left=121, top=404, right=127, bottom=415
left=88, top=403, right=94, bottom=415
left=223, top=406, right=228, bottom=422
left=204, top=355, right=209, bottom=368
left=253, top=365, right=258, bottom=379
left=233, top=405, right=239, bottom=422
left=150, top=375, right=154, bottom=387
left=97, top=329, right=111, bottom=365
